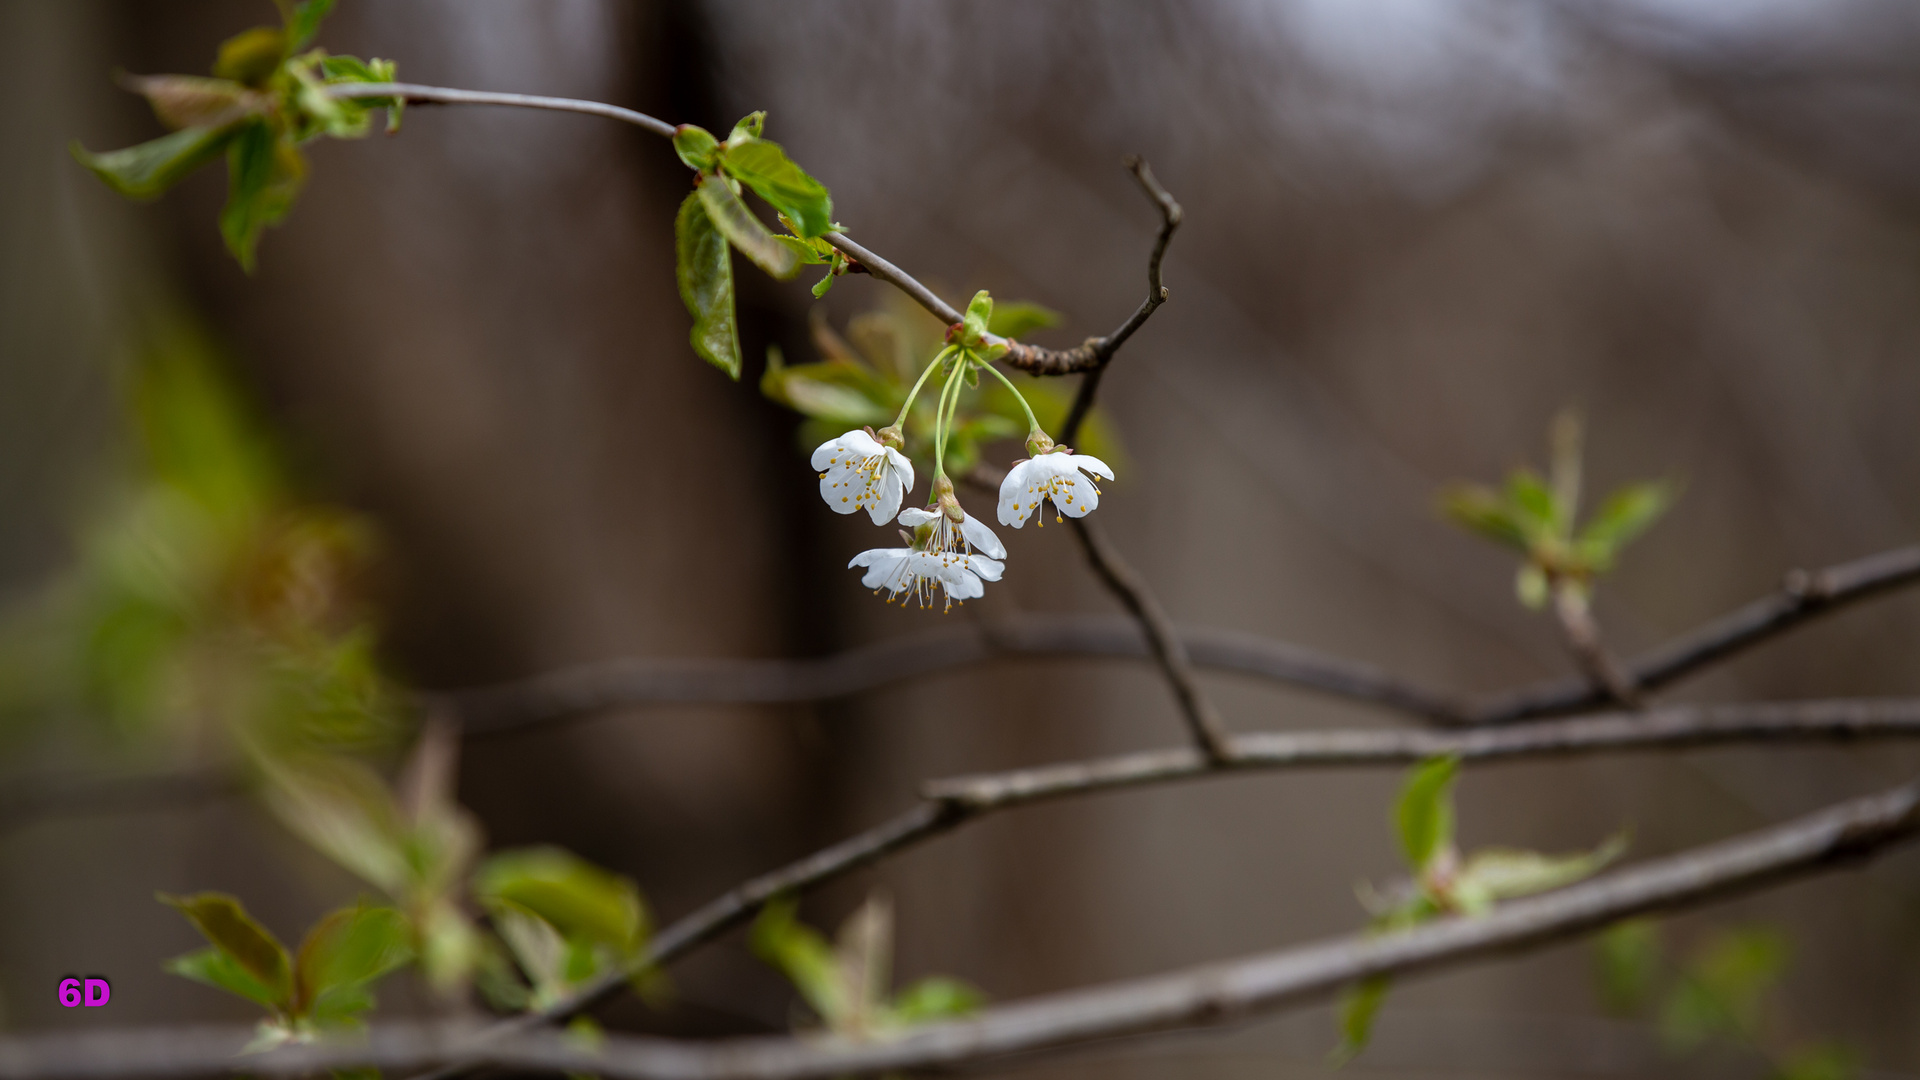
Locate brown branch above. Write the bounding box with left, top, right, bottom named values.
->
left=1549, top=580, right=1642, bottom=709
left=16, top=774, right=1920, bottom=1080
left=1068, top=518, right=1235, bottom=762
left=1473, top=543, right=1920, bottom=724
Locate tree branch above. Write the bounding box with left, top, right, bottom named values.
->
left=0, top=768, right=240, bottom=838
left=1474, top=543, right=1920, bottom=724
left=330, top=82, right=677, bottom=138
left=1549, top=580, right=1642, bottom=708
left=1068, top=518, right=1235, bottom=762
left=16, top=774, right=1920, bottom=1080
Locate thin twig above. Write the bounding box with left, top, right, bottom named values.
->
left=329, top=82, right=677, bottom=138
left=441, top=612, right=1465, bottom=735
left=1059, top=157, right=1181, bottom=445
left=1474, top=544, right=1920, bottom=724
left=16, top=775, right=1920, bottom=1080
left=1069, top=519, right=1235, bottom=762
left=1549, top=580, right=1642, bottom=708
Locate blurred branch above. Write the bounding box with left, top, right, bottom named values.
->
left=925, top=697, right=1920, bottom=809
left=1068, top=518, right=1234, bottom=762
left=1475, top=543, right=1920, bottom=724
left=0, top=768, right=241, bottom=838
left=1550, top=580, right=1642, bottom=709
left=17, top=774, right=1920, bottom=1080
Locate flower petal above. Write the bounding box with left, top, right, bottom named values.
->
left=897, top=507, right=940, bottom=527
left=1068, top=452, right=1114, bottom=481
left=968, top=554, right=1004, bottom=581
left=961, top=512, right=1006, bottom=559
left=997, top=460, right=1036, bottom=527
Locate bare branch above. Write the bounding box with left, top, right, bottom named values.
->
left=15, top=775, right=1920, bottom=1080
left=1549, top=581, right=1642, bottom=708
left=926, top=697, right=1920, bottom=809
left=329, top=82, right=677, bottom=138
left=1475, top=543, right=1920, bottom=724
left=1069, top=519, right=1235, bottom=762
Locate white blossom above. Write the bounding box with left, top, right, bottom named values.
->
left=997, top=449, right=1115, bottom=527
left=848, top=547, right=1003, bottom=609
left=812, top=429, right=914, bottom=525
left=897, top=506, right=1006, bottom=560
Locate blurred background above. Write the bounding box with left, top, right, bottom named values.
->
left=5, top=0, right=1920, bottom=1076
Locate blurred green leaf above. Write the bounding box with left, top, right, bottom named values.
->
left=214, top=26, right=287, bottom=86
left=1503, top=469, right=1559, bottom=542
left=760, top=347, right=893, bottom=426
left=121, top=75, right=264, bottom=131
left=285, top=0, right=336, bottom=51
left=1661, top=926, right=1786, bottom=1048
left=1578, top=481, right=1674, bottom=568
left=71, top=126, right=239, bottom=201
left=986, top=301, right=1060, bottom=339
left=1439, top=484, right=1528, bottom=552
left=891, top=977, right=985, bottom=1024
left=727, top=111, right=765, bottom=144
left=160, top=892, right=294, bottom=1007
left=1453, top=832, right=1627, bottom=915
left=672, top=125, right=718, bottom=172
left=220, top=122, right=306, bottom=273
left=697, top=174, right=800, bottom=279
left=833, top=896, right=892, bottom=1033
left=1514, top=563, right=1550, bottom=609
left=719, top=137, right=832, bottom=239
left=1395, top=756, right=1458, bottom=872
left=165, top=946, right=284, bottom=1010
left=1330, top=977, right=1390, bottom=1066
left=260, top=755, right=410, bottom=895
left=751, top=898, right=845, bottom=1025
left=294, top=904, right=411, bottom=1016
left=1776, top=1042, right=1859, bottom=1080
left=1594, top=919, right=1662, bottom=1016
left=675, top=192, right=741, bottom=378
left=490, top=900, right=571, bottom=1003
left=473, top=847, right=649, bottom=956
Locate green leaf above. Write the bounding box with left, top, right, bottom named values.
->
left=214, top=26, right=288, bottom=87
left=1578, top=481, right=1673, bottom=568
left=696, top=173, right=798, bottom=279
left=961, top=290, right=994, bottom=347
left=259, top=755, right=410, bottom=896
left=672, top=125, right=719, bottom=172
left=986, top=301, right=1061, bottom=339
left=751, top=899, right=845, bottom=1025
left=833, top=896, right=893, bottom=1033
left=472, top=847, right=649, bottom=955
left=1330, top=977, right=1390, bottom=1066
left=891, top=976, right=985, bottom=1023
left=306, top=981, right=375, bottom=1027
left=220, top=122, right=306, bottom=272
left=489, top=900, right=571, bottom=1004
left=165, top=946, right=283, bottom=1010
left=727, top=111, right=766, bottom=145
left=71, top=126, right=239, bottom=201
left=1594, top=919, right=1662, bottom=1016
left=159, top=892, right=293, bottom=1007
left=1776, top=1042, right=1859, bottom=1080
left=294, top=905, right=412, bottom=1015
left=1503, top=469, right=1559, bottom=542
left=1438, top=484, right=1528, bottom=553
left=717, top=138, right=833, bottom=239
left=1457, top=832, right=1627, bottom=906
left=1660, top=926, right=1786, bottom=1047
left=674, top=192, right=742, bottom=378
left=1394, top=756, right=1458, bottom=872
left=1515, top=563, right=1550, bottom=609
left=760, top=347, right=893, bottom=426
left=286, top=0, right=336, bottom=50
left=121, top=75, right=264, bottom=131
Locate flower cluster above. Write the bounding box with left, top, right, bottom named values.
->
left=810, top=292, right=1115, bottom=609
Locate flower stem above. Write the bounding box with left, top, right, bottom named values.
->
left=931, top=351, right=967, bottom=481
left=975, top=356, right=1044, bottom=436
left=894, top=346, right=955, bottom=429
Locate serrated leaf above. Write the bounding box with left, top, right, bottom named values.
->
left=891, top=976, right=985, bottom=1024
left=986, top=301, right=1060, bottom=339
left=751, top=899, right=845, bottom=1025
left=1578, top=481, right=1673, bottom=568
left=1330, top=977, right=1390, bottom=1066
left=72, top=126, right=239, bottom=201
left=165, top=946, right=283, bottom=1009
left=294, top=905, right=411, bottom=1015
left=220, top=122, right=306, bottom=272
left=1438, top=484, right=1529, bottom=552
left=1594, top=919, right=1662, bottom=1016
left=214, top=26, right=288, bottom=87
left=697, top=173, right=800, bottom=278
left=1458, top=832, right=1627, bottom=905
left=472, top=846, right=649, bottom=955
left=672, top=125, right=718, bottom=172
left=717, top=138, right=832, bottom=239
left=286, top=0, right=336, bottom=51
left=160, top=892, right=293, bottom=1007
left=675, top=192, right=742, bottom=378
left=1395, top=756, right=1458, bottom=872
